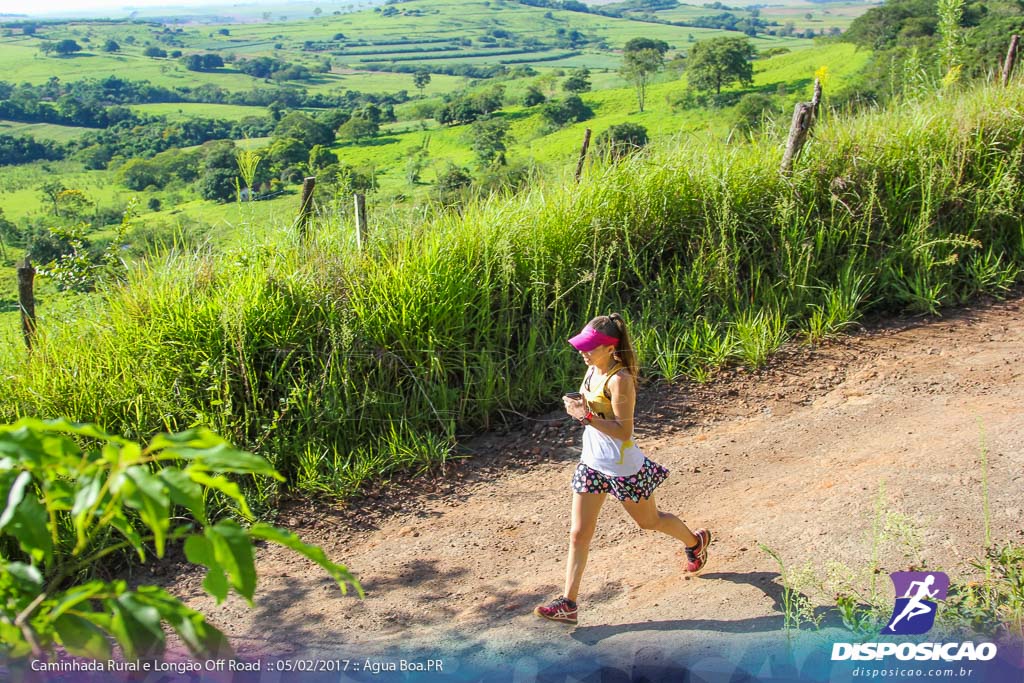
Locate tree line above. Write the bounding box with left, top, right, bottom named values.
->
left=0, top=76, right=411, bottom=112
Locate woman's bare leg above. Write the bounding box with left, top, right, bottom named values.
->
left=620, top=493, right=698, bottom=546
left=564, top=492, right=606, bottom=603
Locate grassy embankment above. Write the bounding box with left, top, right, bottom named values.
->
left=1, top=78, right=1022, bottom=507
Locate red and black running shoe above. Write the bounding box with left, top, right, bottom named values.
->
left=684, top=529, right=712, bottom=574
left=534, top=596, right=578, bottom=624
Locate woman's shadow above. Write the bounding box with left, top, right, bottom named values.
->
left=570, top=571, right=837, bottom=646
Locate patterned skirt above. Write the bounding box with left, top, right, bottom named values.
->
left=571, top=457, right=669, bottom=502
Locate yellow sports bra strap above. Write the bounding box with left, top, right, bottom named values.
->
left=595, top=364, right=624, bottom=397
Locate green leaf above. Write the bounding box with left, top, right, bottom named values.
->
left=102, top=441, right=140, bottom=466
left=0, top=621, right=33, bottom=659
left=0, top=471, right=31, bottom=529
left=187, top=471, right=252, bottom=519
left=149, top=428, right=281, bottom=478
left=206, top=521, right=256, bottom=604
left=250, top=524, right=363, bottom=597
left=108, top=513, right=147, bottom=562
left=184, top=535, right=228, bottom=603
left=158, top=468, right=207, bottom=525
left=107, top=593, right=165, bottom=659
left=54, top=612, right=112, bottom=660
left=0, top=475, right=51, bottom=565
left=190, top=447, right=282, bottom=478
left=49, top=581, right=107, bottom=620
left=134, top=586, right=233, bottom=659
left=71, top=471, right=104, bottom=547
left=37, top=417, right=120, bottom=442
left=147, top=428, right=228, bottom=453
left=0, top=424, right=50, bottom=466
left=121, top=466, right=170, bottom=557
left=43, top=478, right=74, bottom=512
left=3, top=561, right=43, bottom=589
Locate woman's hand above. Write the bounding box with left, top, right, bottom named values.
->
left=563, top=395, right=587, bottom=420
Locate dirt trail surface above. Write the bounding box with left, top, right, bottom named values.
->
left=165, top=297, right=1024, bottom=674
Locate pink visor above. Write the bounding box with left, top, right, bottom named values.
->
left=568, top=325, right=619, bottom=352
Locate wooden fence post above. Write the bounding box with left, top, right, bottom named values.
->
left=17, top=258, right=36, bottom=351
left=296, top=176, right=316, bottom=234
left=781, top=79, right=822, bottom=174
left=574, top=128, right=592, bottom=183
left=1002, top=34, right=1020, bottom=87
left=354, top=193, right=367, bottom=251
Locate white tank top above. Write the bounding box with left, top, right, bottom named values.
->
left=579, top=366, right=645, bottom=477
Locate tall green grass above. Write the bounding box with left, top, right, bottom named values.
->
left=2, top=81, right=1024, bottom=505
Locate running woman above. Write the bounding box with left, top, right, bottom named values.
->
left=534, top=313, right=712, bottom=625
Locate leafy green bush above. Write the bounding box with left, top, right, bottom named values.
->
left=539, top=95, right=593, bottom=128
left=0, top=419, right=359, bottom=662
left=731, top=93, right=781, bottom=134
left=595, top=122, right=648, bottom=159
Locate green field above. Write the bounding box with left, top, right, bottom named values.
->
left=0, top=119, right=98, bottom=142
left=130, top=102, right=271, bottom=121
left=0, top=0, right=879, bottom=300
left=0, top=0, right=838, bottom=97
left=323, top=42, right=870, bottom=195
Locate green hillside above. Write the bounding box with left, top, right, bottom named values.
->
left=2, top=78, right=1022, bottom=502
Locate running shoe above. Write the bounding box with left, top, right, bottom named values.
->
left=534, top=596, right=578, bottom=624
left=684, top=529, right=712, bottom=574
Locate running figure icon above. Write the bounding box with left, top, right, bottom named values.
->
left=886, top=575, right=938, bottom=632
left=884, top=571, right=949, bottom=635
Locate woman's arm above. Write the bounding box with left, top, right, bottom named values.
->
left=586, top=371, right=635, bottom=441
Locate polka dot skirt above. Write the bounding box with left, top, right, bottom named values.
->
left=571, top=457, right=669, bottom=502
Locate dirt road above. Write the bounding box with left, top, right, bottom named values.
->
left=167, top=296, right=1024, bottom=677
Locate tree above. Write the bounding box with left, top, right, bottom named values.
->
left=268, top=137, right=308, bottom=168
left=143, top=46, right=168, bottom=58
left=620, top=39, right=668, bottom=112
left=596, top=122, right=649, bottom=159
left=623, top=37, right=670, bottom=54
left=53, top=39, right=82, bottom=56
left=117, top=158, right=162, bottom=190
left=39, top=180, right=67, bottom=216
left=337, top=116, right=379, bottom=141
left=470, top=117, right=511, bottom=167
left=433, top=164, right=473, bottom=204
left=522, top=85, right=546, bottom=107
left=198, top=167, right=238, bottom=201
left=184, top=53, right=225, bottom=71
left=539, top=95, right=593, bottom=127
left=413, top=69, right=431, bottom=95
left=0, top=207, right=18, bottom=257
left=731, top=92, right=780, bottom=133
left=54, top=188, right=93, bottom=220
left=195, top=140, right=237, bottom=200
left=307, top=144, right=337, bottom=170
left=686, top=36, right=756, bottom=95
left=274, top=112, right=334, bottom=148
left=562, top=67, right=592, bottom=94
left=333, top=163, right=376, bottom=192
left=102, top=39, right=120, bottom=52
